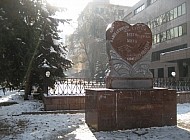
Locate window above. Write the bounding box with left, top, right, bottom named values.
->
left=152, top=37, right=155, bottom=44
left=153, top=35, right=157, bottom=44
left=182, top=23, right=187, bottom=35
left=148, top=3, right=186, bottom=29
left=153, top=23, right=187, bottom=44
left=160, top=14, right=167, bottom=24
left=134, top=4, right=145, bottom=15
left=170, top=9, right=174, bottom=20
left=153, top=18, right=159, bottom=27
left=166, top=12, right=170, bottom=22
left=152, top=20, right=155, bottom=28
left=178, top=26, right=183, bottom=37
left=182, top=3, right=186, bottom=15
left=178, top=5, right=182, bottom=16
left=153, top=24, right=185, bottom=44
left=174, top=7, right=177, bottom=19
left=182, top=62, right=188, bottom=77
left=156, top=34, right=160, bottom=43
left=166, top=30, right=171, bottom=40
left=154, top=18, right=159, bottom=27
left=158, top=68, right=164, bottom=78
left=160, top=31, right=166, bottom=42
left=151, top=52, right=160, bottom=61
left=170, top=28, right=174, bottom=39
left=174, top=27, right=178, bottom=38
left=156, top=17, right=160, bottom=26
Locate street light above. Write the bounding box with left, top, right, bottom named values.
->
left=171, top=72, right=176, bottom=89
left=171, top=72, right=176, bottom=77
left=45, top=71, right=50, bottom=96
left=46, top=71, right=50, bottom=78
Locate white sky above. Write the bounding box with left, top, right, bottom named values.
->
left=47, top=0, right=141, bottom=35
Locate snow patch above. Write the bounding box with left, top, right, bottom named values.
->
left=1, top=90, right=190, bottom=140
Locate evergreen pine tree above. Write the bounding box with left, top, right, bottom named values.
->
left=0, top=0, right=72, bottom=99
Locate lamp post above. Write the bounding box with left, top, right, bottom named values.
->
left=171, top=72, right=176, bottom=89
left=45, top=71, right=50, bottom=96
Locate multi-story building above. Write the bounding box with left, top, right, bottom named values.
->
left=70, top=0, right=130, bottom=78
left=124, top=0, right=190, bottom=79
left=78, top=0, right=129, bottom=23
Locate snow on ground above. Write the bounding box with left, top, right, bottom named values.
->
left=177, top=103, right=190, bottom=130
left=0, top=89, right=190, bottom=140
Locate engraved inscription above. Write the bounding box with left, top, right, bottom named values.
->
left=106, top=21, right=152, bottom=65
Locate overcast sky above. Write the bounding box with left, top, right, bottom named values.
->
left=47, top=0, right=140, bottom=35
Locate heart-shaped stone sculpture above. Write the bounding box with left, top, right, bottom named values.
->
left=106, top=21, right=152, bottom=65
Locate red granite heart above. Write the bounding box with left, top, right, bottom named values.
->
left=106, top=21, right=152, bottom=65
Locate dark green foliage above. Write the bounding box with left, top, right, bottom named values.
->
left=0, top=0, right=72, bottom=96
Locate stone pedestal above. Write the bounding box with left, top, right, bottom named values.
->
left=85, top=88, right=177, bottom=131
left=106, top=77, right=153, bottom=89
left=85, top=21, right=176, bottom=131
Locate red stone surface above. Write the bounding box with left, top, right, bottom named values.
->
left=43, top=96, right=85, bottom=111
left=106, top=21, right=152, bottom=65
left=177, top=92, right=190, bottom=103
left=85, top=88, right=176, bottom=131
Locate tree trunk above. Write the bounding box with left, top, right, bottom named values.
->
left=24, top=71, right=32, bottom=100
left=24, top=82, right=30, bottom=100
left=24, top=24, right=45, bottom=100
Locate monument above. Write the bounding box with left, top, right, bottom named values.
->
left=85, top=21, right=177, bottom=131
left=105, top=21, right=153, bottom=89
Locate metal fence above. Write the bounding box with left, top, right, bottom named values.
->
left=49, top=78, right=105, bottom=96
left=48, top=78, right=190, bottom=96
left=153, top=78, right=190, bottom=91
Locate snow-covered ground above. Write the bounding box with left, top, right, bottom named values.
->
left=0, top=90, right=190, bottom=140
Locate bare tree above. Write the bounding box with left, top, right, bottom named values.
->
left=67, top=4, right=129, bottom=78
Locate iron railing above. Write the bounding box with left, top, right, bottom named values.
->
left=48, top=78, right=190, bottom=96
left=153, top=78, right=190, bottom=91
left=49, top=78, right=105, bottom=96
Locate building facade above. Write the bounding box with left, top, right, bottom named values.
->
left=124, top=0, right=190, bottom=79
left=70, top=0, right=130, bottom=78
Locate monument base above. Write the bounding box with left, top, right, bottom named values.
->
left=85, top=88, right=176, bottom=131
left=106, top=77, right=153, bottom=89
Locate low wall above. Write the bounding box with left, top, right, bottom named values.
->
left=177, top=91, right=190, bottom=104
left=43, top=95, right=85, bottom=111
left=42, top=91, right=190, bottom=111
